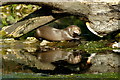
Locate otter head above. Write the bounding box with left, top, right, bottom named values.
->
left=66, top=25, right=81, bottom=37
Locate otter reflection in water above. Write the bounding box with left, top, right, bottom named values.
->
left=35, top=25, right=81, bottom=41
left=37, top=50, right=81, bottom=64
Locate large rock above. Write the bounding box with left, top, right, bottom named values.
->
left=87, top=2, right=119, bottom=37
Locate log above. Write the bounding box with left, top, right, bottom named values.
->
left=2, top=16, right=55, bottom=37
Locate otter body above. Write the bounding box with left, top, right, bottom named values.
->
left=35, top=25, right=81, bottom=41
left=37, top=50, right=81, bottom=64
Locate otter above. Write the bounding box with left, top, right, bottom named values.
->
left=35, top=25, right=81, bottom=41
left=37, top=50, right=81, bottom=64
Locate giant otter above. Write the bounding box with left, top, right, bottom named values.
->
left=35, top=25, right=81, bottom=41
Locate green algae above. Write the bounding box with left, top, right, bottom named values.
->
left=2, top=72, right=119, bottom=79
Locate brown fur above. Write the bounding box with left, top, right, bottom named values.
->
left=35, top=25, right=81, bottom=41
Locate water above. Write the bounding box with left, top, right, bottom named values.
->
left=0, top=38, right=119, bottom=78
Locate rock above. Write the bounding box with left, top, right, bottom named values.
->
left=87, top=53, right=120, bottom=73
left=112, top=42, right=120, bottom=53
left=86, top=2, right=119, bottom=37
